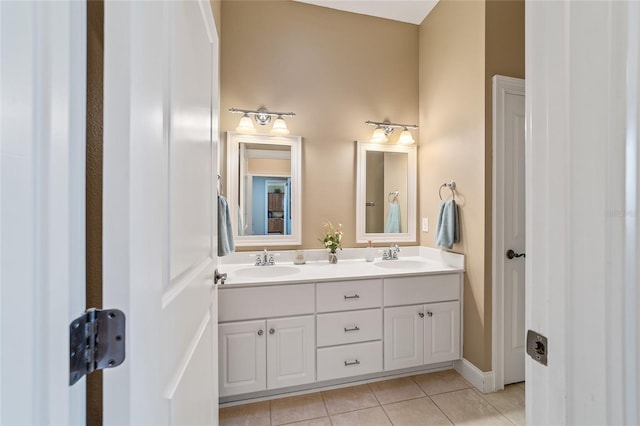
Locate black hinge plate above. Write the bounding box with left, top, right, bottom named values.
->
left=69, top=308, right=125, bottom=386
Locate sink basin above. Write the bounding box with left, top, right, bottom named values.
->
left=373, top=260, right=432, bottom=270
left=233, top=265, right=301, bottom=278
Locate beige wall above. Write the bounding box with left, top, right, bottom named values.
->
left=483, top=0, right=525, bottom=367
left=247, top=158, right=291, bottom=175
left=419, top=0, right=487, bottom=371
left=220, top=0, right=419, bottom=250
left=419, top=0, right=524, bottom=372
left=221, top=0, right=523, bottom=372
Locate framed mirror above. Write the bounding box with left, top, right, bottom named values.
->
left=227, top=132, right=302, bottom=246
left=356, top=141, right=417, bottom=243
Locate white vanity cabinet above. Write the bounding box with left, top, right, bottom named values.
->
left=217, top=266, right=463, bottom=401
left=316, top=279, right=383, bottom=381
left=218, top=284, right=316, bottom=397
left=383, top=275, right=461, bottom=371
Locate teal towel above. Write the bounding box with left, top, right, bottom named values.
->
left=385, top=202, right=401, bottom=233
left=436, top=200, right=459, bottom=249
left=218, top=195, right=235, bottom=256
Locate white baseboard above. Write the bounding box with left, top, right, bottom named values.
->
left=454, top=358, right=495, bottom=393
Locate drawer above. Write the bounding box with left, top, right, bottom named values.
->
left=317, top=341, right=383, bottom=381
left=384, top=274, right=460, bottom=307
left=219, top=284, right=314, bottom=322
left=316, top=279, right=382, bottom=312
left=317, top=309, right=382, bottom=347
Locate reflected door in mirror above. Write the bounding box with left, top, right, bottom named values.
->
left=227, top=132, right=302, bottom=246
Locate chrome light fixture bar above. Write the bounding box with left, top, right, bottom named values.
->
left=230, top=107, right=296, bottom=135
left=365, top=120, right=418, bottom=144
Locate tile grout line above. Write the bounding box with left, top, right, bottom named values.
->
left=426, top=394, right=457, bottom=426
left=365, top=383, right=395, bottom=425
left=318, top=390, right=334, bottom=426
left=470, top=388, right=519, bottom=426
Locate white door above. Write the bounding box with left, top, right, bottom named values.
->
left=526, top=1, right=639, bottom=424
left=502, top=86, right=525, bottom=385
left=267, top=315, right=316, bottom=390
left=219, top=320, right=267, bottom=397
left=102, top=1, right=220, bottom=424
left=384, top=305, right=423, bottom=370
left=1, top=1, right=86, bottom=424
left=493, top=75, right=526, bottom=386
left=423, top=301, right=460, bottom=364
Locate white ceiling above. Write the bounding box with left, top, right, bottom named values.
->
left=293, top=0, right=439, bottom=25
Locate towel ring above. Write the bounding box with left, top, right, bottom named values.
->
left=439, top=181, right=456, bottom=201
left=388, top=191, right=399, bottom=203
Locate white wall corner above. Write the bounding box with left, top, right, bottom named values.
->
left=454, top=359, right=495, bottom=393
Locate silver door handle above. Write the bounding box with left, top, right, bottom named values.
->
left=344, top=326, right=360, bottom=333
left=344, top=359, right=360, bottom=367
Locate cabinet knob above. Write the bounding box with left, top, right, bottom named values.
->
left=269, top=328, right=275, bottom=335
left=427, top=312, right=433, bottom=317
left=257, top=329, right=264, bottom=336
left=418, top=312, right=424, bottom=318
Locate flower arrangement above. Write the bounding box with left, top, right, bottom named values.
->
left=320, top=221, right=343, bottom=254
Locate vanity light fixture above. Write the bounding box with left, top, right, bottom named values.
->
left=229, top=107, right=295, bottom=135
left=235, top=113, right=256, bottom=133
left=398, top=127, right=415, bottom=145
left=271, top=115, right=290, bottom=136
left=365, top=120, right=418, bottom=144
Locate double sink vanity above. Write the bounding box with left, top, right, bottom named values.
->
left=220, top=132, right=463, bottom=403
left=217, top=247, right=464, bottom=403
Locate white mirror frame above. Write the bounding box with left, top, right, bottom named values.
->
left=227, top=132, right=302, bottom=246
left=356, top=141, right=417, bottom=243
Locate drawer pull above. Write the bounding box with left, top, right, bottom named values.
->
left=344, top=294, right=360, bottom=300
left=257, top=329, right=264, bottom=336
left=427, top=311, right=433, bottom=317
left=418, top=312, right=424, bottom=318
left=344, top=326, right=360, bottom=333
left=344, top=359, right=360, bottom=367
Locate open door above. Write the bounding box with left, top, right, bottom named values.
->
left=1, top=1, right=86, bottom=423
left=102, top=1, right=220, bottom=424
left=526, top=1, right=639, bottom=424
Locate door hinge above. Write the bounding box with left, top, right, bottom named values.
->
left=69, top=308, right=125, bottom=386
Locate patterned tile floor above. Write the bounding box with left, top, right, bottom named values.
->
left=220, top=370, right=525, bottom=426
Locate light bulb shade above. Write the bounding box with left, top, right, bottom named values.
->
left=398, top=128, right=415, bottom=144
left=371, top=127, right=388, bottom=143
left=271, top=116, right=290, bottom=135
left=236, top=114, right=256, bottom=133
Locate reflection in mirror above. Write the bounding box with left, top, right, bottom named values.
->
left=356, top=141, right=416, bottom=243
left=227, top=132, right=301, bottom=246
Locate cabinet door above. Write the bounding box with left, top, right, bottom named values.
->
left=384, top=305, right=424, bottom=370
left=267, top=315, right=316, bottom=389
left=219, top=320, right=267, bottom=397
left=423, top=301, right=460, bottom=364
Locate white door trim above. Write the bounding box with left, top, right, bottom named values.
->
left=491, top=75, right=525, bottom=391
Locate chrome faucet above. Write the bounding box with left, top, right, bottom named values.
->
left=255, top=248, right=276, bottom=266
left=382, top=244, right=400, bottom=260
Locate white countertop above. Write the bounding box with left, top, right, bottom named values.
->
left=217, top=246, right=464, bottom=287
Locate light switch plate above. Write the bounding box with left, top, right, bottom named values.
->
left=422, top=218, right=429, bottom=232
